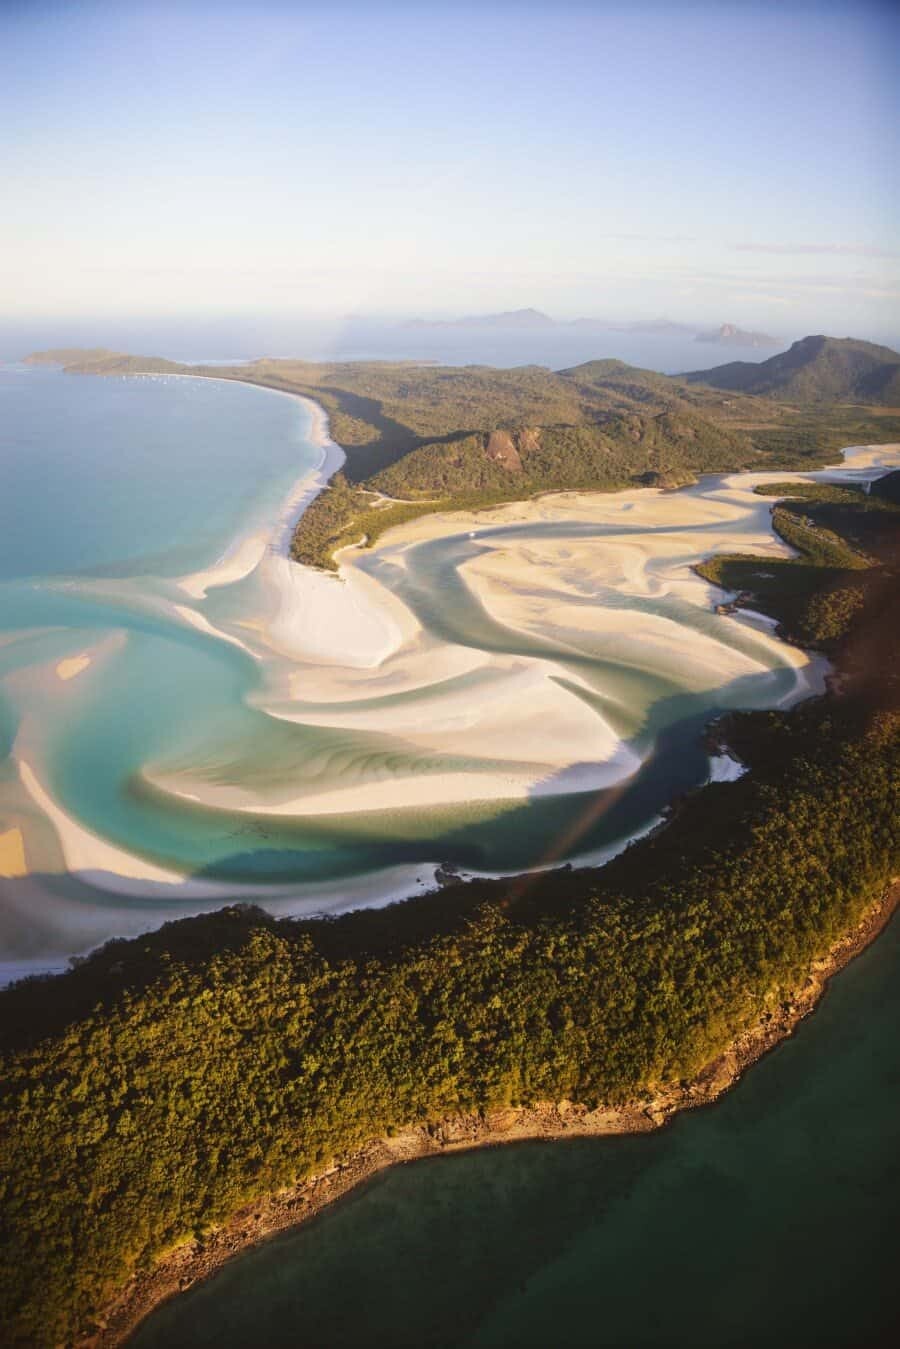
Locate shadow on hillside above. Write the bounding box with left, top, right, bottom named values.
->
left=317, top=386, right=479, bottom=481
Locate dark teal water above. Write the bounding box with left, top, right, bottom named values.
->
left=132, top=913, right=900, bottom=1348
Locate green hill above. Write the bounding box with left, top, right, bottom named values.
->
left=685, top=335, right=900, bottom=403
left=24, top=347, right=120, bottom=367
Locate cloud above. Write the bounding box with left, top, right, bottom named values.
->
left=733, top=242, right=900, bottom=259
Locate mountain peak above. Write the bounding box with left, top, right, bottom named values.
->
left=684, top=334, right=900, bottom=402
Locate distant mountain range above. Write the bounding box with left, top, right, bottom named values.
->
left=686, top=334, right=900, bottom=403
left=402, top=309, right=750, bottom=338
left=403, top=308, right=559, bottom=330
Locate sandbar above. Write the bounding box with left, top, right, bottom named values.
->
left=55, top=653, right=91, bottom=681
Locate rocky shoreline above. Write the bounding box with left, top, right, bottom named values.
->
left=80, top=878, right=900, bottom=1348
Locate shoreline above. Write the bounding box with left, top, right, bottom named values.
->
left=82, top=876, right=900, bottom=1348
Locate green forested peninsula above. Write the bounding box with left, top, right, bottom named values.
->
left=27, top=337, right=900, bottom=569
left=1, top=473, right=898, bottom=1345
left=697, top=476, right=899, bottom=646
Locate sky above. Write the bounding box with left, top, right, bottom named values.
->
left=2, top=0, right=898, bottom=337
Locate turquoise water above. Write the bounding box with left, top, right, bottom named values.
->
left=0, top=366, right=313, bottom=582
left=0, top=365, right=828, bottom=968
left=132, top=911, right=900, bottom=1348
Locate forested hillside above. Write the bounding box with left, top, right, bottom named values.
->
left=685, top=334, right=900, bottom=403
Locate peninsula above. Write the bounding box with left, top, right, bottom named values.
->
left=27, top=335, right=900, bottom=569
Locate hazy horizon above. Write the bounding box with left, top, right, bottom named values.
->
left=3, top=0, right=898, bottom=338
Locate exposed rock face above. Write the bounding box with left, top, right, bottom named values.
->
left=485, top=430, right=524, bottom=471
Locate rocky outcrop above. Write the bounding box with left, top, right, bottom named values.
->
left=485, top=430, right=524, bottom=471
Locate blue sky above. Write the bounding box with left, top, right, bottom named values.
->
left=2, top=0, right=898, bottom=335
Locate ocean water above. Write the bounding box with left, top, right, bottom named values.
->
left=0, top=365, right=314, bottom=582
left=131, top=909, right=900, bottom=1349
left=0, top=364, right=878, bottom=973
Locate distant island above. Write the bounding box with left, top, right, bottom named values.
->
left=403, top=307, right=558, bottom=329
left=695, top=322, right=778, bottom=348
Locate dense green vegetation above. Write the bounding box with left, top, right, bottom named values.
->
left=752, top=480, right=880, bottom=507
left=696, top=479, right=898, bottom=647
left=769, top=505, right=871, bottom=570
left=33, top=339, right=900, bottom=569
left=2, top=476, right=898, bottom=1345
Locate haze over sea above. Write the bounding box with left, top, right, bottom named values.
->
left=0, top=317, right=796, bottom=376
